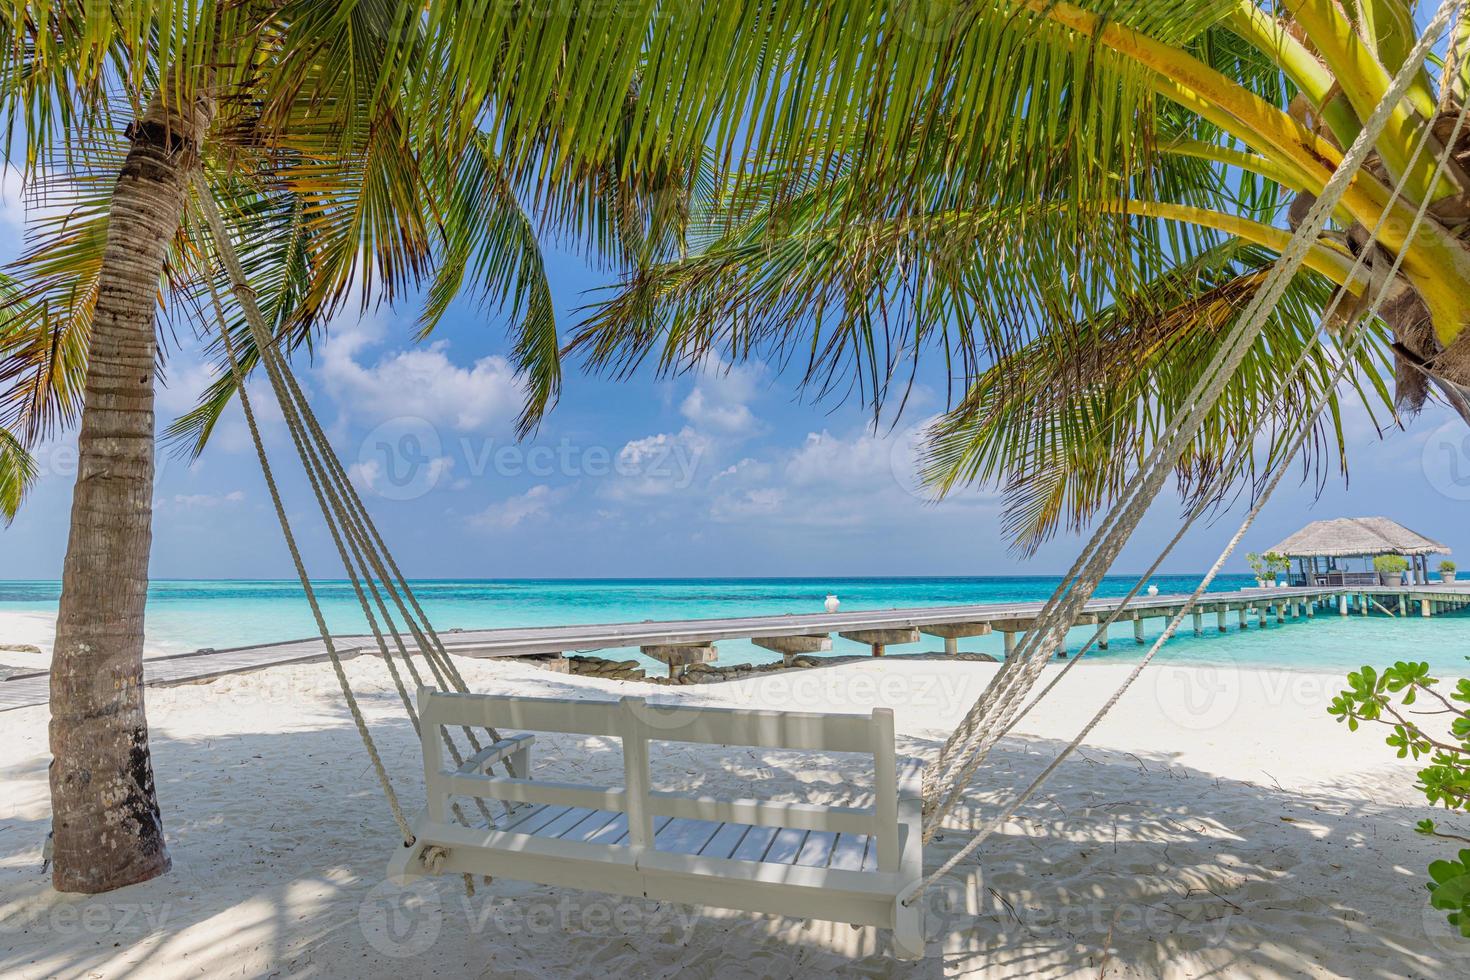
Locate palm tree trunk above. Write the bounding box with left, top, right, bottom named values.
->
left=49, top=89, right=212, bottom=894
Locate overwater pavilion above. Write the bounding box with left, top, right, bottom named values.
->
left=1269, top=516, right=1450, bottom=586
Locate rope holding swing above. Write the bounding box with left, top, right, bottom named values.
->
left=200, top=217, right=416, bottom=845
left=197, top=184, right=518, bottom=887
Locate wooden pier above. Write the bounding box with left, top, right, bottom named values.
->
left=2, top=584, right=1468, bottom=709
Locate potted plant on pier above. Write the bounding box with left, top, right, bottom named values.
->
left=1246, top=553, right=1273, bottom=588
left=1441, top=560, right=1457, bottom=584
left=1267, top=552, right=1291, bottom=587
left=1373, top=554, right=1409, bottom=586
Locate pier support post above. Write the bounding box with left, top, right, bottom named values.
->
left=642, top=643, right=718, bottom=679
left=1097, top=622, right=1109, bottom=650
left=991, top=617, right=1073, bottom=660
left=1361, top=594, right=1370, bottom=617
left=1276, top=603, right=1286, bottom=624
left=1339, top=594, right=1349, bottom=616
left=1134, top=616, right=1145, bottom=643
left=1423, top=598, right=1432, bottom=618
left=1217, top=608, right=1228, bottom=632
left=1238, top=606, right=1248, bottom=629
left=839, top=627, right=920, bottom=657
left=752, top=633, right=833, bottom=666
left=1305, top=601, right=1314, bottom=618
left=919, top=622, right=993, bottom=657
left=1192, top=610, right=1203, bottom=636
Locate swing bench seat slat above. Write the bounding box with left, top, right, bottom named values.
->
left=387, top=689, right=926, bottom=959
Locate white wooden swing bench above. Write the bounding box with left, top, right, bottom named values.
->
left=388, top=688, right=927, bottom=958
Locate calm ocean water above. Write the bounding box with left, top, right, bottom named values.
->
left=2, top=575, right=1467, bottom=674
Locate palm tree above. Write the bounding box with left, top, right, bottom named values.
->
left=569, top=1, right=1470, bottom=551
left=0, top=1, right=668, bottom=892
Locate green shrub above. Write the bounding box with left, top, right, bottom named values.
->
left=1331, top=662, right=1470, bottom=938
left=1374, top=554, right=1409, bottom=574
left=1246, top=551, right=1290, bottom=579
left=1443, top=560, right=1458, bottom=574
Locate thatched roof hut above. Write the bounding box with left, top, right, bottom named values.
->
left=1269, top=517, right=1449, bottom=558
left=1268, top=517, right=1450, bottom=585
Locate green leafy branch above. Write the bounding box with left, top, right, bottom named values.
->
left=1331, top=661, right=1470, bottom=938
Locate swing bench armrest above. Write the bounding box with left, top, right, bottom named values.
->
left=455, top=732, right=536, bottom=777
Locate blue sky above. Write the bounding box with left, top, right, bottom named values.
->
left=3, top=176, right=1469, bottom=581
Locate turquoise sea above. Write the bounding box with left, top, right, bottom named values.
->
left=2, top=575, right=1468, bottom=675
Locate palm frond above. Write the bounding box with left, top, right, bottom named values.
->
left=920, top=243, right=1396, bottom=553
left=0, top=423, right=34, bottom=521
left=0, top=179, right=111, bottom=441
left=420, top=136, right=558, bottom=436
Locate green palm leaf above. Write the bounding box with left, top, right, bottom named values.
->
left=0, top=423, right=33, bottom=521
left=921, top=244, right=1396, bottom=552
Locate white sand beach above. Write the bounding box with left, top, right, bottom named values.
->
left=0, top=611, right=55, bottom=673
left=1, top=636, right=1462, bottom=978
left=0, top=610, right=191, bottom=673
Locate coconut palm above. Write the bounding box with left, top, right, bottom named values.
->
left=569, top=1, right=1470, bottom=551
left=0, top=0, right=699, bottom=893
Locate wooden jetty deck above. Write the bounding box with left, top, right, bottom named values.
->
left=4, top=583, right=1468, bottom=711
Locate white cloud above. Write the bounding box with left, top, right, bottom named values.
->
left=603, top=428, right=709, bottom=498
left=713, top=457, right=772, bottom=483
left=678, top=359, right=764, bottom=437
left=602, top=359, right=763, bottom=501
left=785, top=428, right=901, bottom=488
left=318, top=313, right=524, bottom=432
left=680, top=386, right=758, bottom=436
left=700, top=420, right=997, bottom=527
left=709, top=486, right=786, bottom=521
left=470, top=484, right=566, bottom=530
left=157, top=353, right=222, bottom=415
left=0, top=165, right=28, bottom=234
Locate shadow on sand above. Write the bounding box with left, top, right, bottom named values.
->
left=0, top=671, right=1463, bottom=979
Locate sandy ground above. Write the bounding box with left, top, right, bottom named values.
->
left=0, top=611, right=55, bottom=673
left=0, top=610, right=190, bottom=673
left=1, top=642, right=1464, bottom=978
